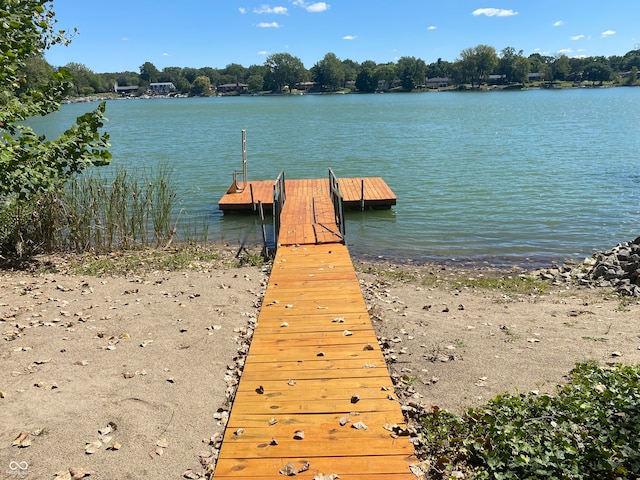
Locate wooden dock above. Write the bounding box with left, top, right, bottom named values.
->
left=212, top=244, right=418, bottom=479
left=212, top=171, right=415, bottom=478
left=218, top=177, right=396, bottom=212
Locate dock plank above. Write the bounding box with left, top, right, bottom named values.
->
left=212, top=244, right=416, bottom=478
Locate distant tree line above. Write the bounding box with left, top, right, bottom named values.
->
left=28, top=45, right=640, bottom=97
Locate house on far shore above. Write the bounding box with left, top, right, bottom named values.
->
left=528, top=72, right=545, bottom=82
left=114, top=82, right=139, bottom=95
left=149, top=82, right=176, bottom=94
left=426, top=77, right=450, bottom=88
left=217, top=83, right=248, bottom=94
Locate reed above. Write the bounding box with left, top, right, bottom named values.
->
left=0, top=164, right=201, bottom=256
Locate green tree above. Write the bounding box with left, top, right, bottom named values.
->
left=583, top=61, right=613, bottom=85
left=190, top=76, right=211, bottom=96
left=355, top=60, right=378, bottom=93
left=64, top=62, right=100, bottom=95
left=511, top=55, right=530, bottom=85
left=247, top=73, right=264, bottom=93
left=458, top=45, right=498, bottom=87
left=375, top=63, right=397, bottom=90
left=0, top=0, right=111, bottom=255
left=16, top=55, right=54, bottom=94
left=626, top=66, right=639, bottom=86
left=139, top=61, right=159, bottom=83
left=312, top=52, right=345, bottom=91
left=264, top=53, right=307, bottom=93
left=396, top=56, right=427, bottom=91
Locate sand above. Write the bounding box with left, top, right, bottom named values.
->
left=1, top=248, right=638, bottom=479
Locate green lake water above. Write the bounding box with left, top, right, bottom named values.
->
left=29, top=88, right=640, bottom=266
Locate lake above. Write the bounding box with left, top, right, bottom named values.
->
left=28, top=88, right=640, bottom=266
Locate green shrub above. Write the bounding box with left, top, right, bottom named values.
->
left=417, top=361, right=640, bottom=479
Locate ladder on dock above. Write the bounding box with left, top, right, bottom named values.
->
left=212, top=167, right=416, bottom=478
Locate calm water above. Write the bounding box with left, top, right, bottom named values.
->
left=29, top=89, right=640, bottom=266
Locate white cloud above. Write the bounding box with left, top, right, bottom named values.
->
left=162, top=52, right=172, bottom=57
left=427, top=25, right=437, bottom=30
left=257, top=22, right=280, bottom=28
left=601, top=29, right=616, bottom=37
left=553, top=20, right=565, bottom=27
left=239, top=7, right=247, bottom=14
left=294, top=1, right=329, bottom=12
left=254, top=5, right=288, bottom=14
left=343, top=35, right=357, bottom=40
left=557, top=48, right=573, bottom=54
left=257, top=50, right=269, bottom=56
left=570, top=35, right=585, bottom=41
left=472, top=8, right=518, bottom=17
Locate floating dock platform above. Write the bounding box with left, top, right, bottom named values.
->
left=218, top=177, right=396, bottom=213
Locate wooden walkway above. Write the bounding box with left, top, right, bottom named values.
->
left=212, top=244, right=418, bottom=479
left=218, top=177, right=396, bottom=212
left=212, top=175, right=415, bottom=478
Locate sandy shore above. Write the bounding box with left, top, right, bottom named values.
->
left=1, top=246, right=639, bottom=479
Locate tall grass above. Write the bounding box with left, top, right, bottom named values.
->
left=0, top=164, right=208, bottom=256
left=62, top=164, right=177, bottom=251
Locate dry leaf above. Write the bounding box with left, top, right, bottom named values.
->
left=85, top=440, right=102, bottom=454
left=342, top=330, right=353, bottom=336
left=0, top=390, right=6, bottom=398
left=12, top=431, right=30, bottom=447
left=157, top=438, right=169, bottom=448
left=183, top=469, right=200, bottom=479
left=106, top=441, right=121, bottom=450
left=279, top=462, right=297, bottom=476
left=54, top=469, right=73, bottom=480
left=298, top=462, right=310, bottom=473
left=149, top=446, right=163, bottom=457
left=98, top=425, right=112, bottom=436
left=69, top=467, right=95, bottom=479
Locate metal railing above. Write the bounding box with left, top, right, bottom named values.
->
left=328, top=168, right=345, bottom=238
left=231, top=130, right=248, bottom=192
left=273, top=170, right=286, bottom=247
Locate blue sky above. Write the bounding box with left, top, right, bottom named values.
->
left=46, top=1, right=640, bottom=73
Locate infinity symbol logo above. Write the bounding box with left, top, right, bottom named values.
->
left=9, top=461, right=29, bottom=471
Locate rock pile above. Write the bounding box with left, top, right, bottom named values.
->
left=535, top=236, right=640, bottom=297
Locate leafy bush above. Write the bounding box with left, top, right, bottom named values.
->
left=417, top=361, right=640, bottom=479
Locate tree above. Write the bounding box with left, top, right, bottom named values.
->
left=396, top=56, right=427, bottom=91
left=511, top=55, right=530, bottom=85
left=583, top=61, right=613, bottom=85
left=1, top=0, right=111, bottom=254
left=355, top=60, right=378, bottom=93
left=458, top=45, right=498, bottom=87
left=312, top=52, right=345, bottom=91
left=139, top=61, right=159, bottom=83
left=264, top=53, right=307, bottom=93
left=375, top=63, right=397, bottom=90
left=190, top=76, right=211, bottom=96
